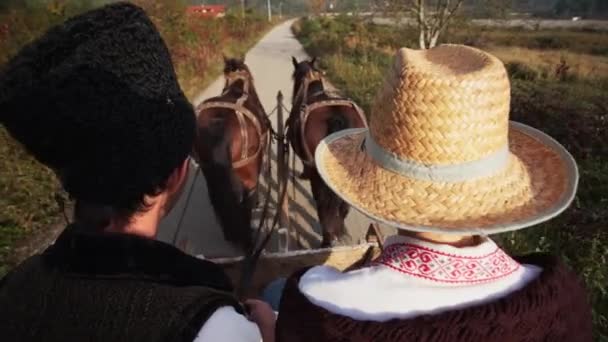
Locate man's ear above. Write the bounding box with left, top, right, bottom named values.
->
left=163, top=157, right=190, bottom=216
left=167, top=157, right=190, bottom=195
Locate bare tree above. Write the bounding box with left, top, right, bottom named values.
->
left=410, top=0, right=464, bottom=49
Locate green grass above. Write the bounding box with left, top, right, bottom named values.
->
left=0, top=1, right=274, bottom=275
left=0, top=128, right=61, bottom=276
left=294, top=16, right=608, bottom=340
left=445, top=25, right=608, bottom=56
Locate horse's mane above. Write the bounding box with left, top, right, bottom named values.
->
left=292, top=59, right=339, bottom=106
left=224, top=57, right=252, bottom=77
left=220, top=57, right=268, bottom=126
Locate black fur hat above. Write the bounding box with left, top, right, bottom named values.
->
left=0, top=2, right=196, bottom=211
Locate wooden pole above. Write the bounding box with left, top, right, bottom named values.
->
left=276, top=91, right=290, bottom=250
left=365, top=223, right=384, bottom=250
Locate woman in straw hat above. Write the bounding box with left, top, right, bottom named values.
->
left=273, top=45, right=592, bottom=341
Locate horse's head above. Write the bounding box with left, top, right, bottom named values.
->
left=222, top=55, right=252, bottom=94
left=223, top=55, right=250, bottom=74
left=291, top=56, right=324, bottom=104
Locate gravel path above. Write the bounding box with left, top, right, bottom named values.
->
left=157, top=19, right=394, bottom=258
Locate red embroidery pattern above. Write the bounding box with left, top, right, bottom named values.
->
left=373, top=243, right=520, bottom=284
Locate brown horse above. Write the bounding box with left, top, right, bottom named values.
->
left=193, top=56, right=270, bottom=252
left=287, top=57, right=368, bottom=247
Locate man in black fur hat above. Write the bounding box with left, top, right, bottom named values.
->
left=0, top=2, right=275, bottom=341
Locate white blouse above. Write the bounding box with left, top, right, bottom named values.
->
left=191, top=254, right=262, bottom=341
left=194, top=306, right=262, bottom=342
left=299, top=235, right=542, bottom=322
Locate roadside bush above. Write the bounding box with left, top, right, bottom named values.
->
left=506, top=62, right=542, bottom=80
left=534, top=35, right=565, bottom=49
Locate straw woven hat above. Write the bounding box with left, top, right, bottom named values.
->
left=315, top=44, right=578, bottom=235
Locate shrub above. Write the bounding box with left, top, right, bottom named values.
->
left=506, top=62, right=541, bottom=80
left=534, top=35, right=565, bottom=49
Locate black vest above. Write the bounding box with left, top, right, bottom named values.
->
left=0, top=224, right=242, bottom=342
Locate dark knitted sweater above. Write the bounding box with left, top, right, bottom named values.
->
left=0, top=224, right=242, bottom=342
left=276, top=254, right=592, bottom=342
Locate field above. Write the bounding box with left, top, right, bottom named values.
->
left=293, top=16, right=608, bottom=339
left=0, top=0, right=274, bottom=276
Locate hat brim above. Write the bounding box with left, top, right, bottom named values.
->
left=315, top=121, right=578, bottom=235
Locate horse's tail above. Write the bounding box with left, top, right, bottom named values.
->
left=195, top=115, right=253, bottom=252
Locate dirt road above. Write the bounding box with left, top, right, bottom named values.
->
left=157, top=19, right=394, bottom=258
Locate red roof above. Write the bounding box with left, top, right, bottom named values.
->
left=186, top=5, right=226, bottom=17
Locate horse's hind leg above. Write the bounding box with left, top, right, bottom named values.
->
left=310, top=169, right=348, bottom=248
left=195, top=117, right=254, bottom=253
left=299, top=165, right=314, bottom=180
left=251, top=148, right=267, bottom=209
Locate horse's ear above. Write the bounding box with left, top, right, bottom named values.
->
left=311, top=57, right=317, bottom=67
left=222, top=54, right=229, bottom=64
left=292, top=56, right=298, bottom=68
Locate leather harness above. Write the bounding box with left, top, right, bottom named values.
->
left=292, top=70, right=368, bottom=167
left=196, top=71, right=269, bottom=169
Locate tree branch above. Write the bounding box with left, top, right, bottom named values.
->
left=437, top=0, right=463, bottom=33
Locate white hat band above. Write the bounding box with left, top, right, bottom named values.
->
left=364, top=130, right=510, bottom=183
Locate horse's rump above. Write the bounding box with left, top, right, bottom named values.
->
left=197, top=102, right=267, bottom=163
left=290, top=99, right=367, bottom=168
left=195, top=101, right=268, bottom=191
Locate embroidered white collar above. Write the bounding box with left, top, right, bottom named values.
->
left=373, top=235, right=521, bottom=284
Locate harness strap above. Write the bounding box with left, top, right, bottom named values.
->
left=233, top=130, right=270, bottom=169
left=293, top=70, right=325, bottom=106
left=224, top=71, right=251, bottom=95
left=298, top=99, right=368, bottom=166
left=292, top=69, right=368, bottom=166
left=196, top=100, right=266, bottom=169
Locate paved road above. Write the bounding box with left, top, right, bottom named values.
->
left=157, top=19, right=394, bottom=258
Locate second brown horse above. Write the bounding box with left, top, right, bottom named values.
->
left=193, top=57, right=270, bottom=252
left=288, top=57, right=368, bottom=247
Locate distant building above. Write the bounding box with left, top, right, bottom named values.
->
left=186, top=5, right=226, bottom=18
